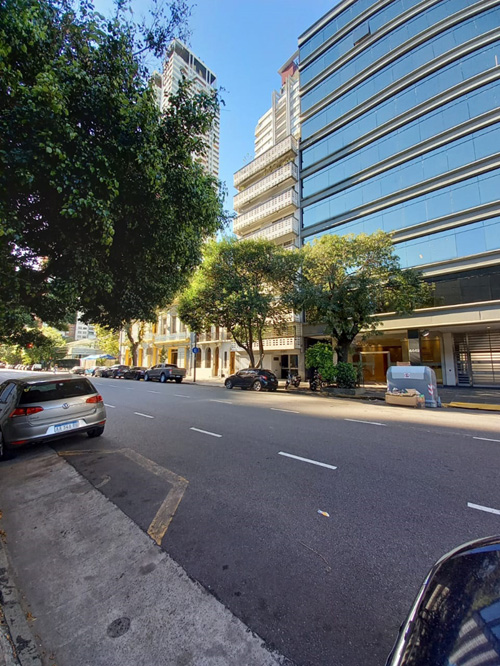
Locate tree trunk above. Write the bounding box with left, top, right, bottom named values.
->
left=126, top=323, right=143, bottom=366
left=231, top=331, right=255, bottom=368
left=256, top=332, right=264, bottom=368
left=335, top=338, right=352, bottom=363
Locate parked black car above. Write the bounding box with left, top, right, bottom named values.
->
left=94, top=365, right=130, bottom=378
left=119, top=366, right=147, bottom=380
left=224, top=369, right=278, bottom=392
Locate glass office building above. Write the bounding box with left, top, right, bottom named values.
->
left=299, top=0, right=500, bottom=386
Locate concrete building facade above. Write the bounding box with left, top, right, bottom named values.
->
left=232, top=55, right=304, bottom=379
left=299, top=0, right=500, bottom=386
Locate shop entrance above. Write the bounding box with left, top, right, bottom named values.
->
left=454, top=330, right=500, bottom=386
left=280, top=354, right=299, bottom=380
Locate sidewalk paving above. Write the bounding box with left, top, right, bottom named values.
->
left=0, top=450, right=286, bottom=666
left=184, top=377, right=500, bottom=412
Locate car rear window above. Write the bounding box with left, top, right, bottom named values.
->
left=19, top=379, right=96, bottom=403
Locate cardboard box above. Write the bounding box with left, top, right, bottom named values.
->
left=385, top=393, right=425, bottom=408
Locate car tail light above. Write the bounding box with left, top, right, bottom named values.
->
left=9, top=406, right=44, bottom=418
left=86, top=394, right=103, bottom=404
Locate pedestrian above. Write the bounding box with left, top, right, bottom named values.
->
left=53, top=364, right=58, bottom=374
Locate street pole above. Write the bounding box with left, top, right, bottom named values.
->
left=193, top=333, right=197, bottom=384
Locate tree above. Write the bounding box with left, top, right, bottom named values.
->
left=178, top=238, right=298, bottom=368
left=93, top=325, right=120, bottom=359
left=21, top=327, right=66, bottom=364
left=297, top=232, right=432, bottom=363
left=0, top=0, right=227, bottom=344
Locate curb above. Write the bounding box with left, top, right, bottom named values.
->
left=0, top=535, right=42, bottom=666
left=445, top=402, right=500, bottom=412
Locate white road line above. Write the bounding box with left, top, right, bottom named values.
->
left=190, top=427, right=222, bottom=438
left=209, top=399, right=233, bottom=404
left=468, top=502, right=500, bottom=516
left=271, top=407, right=300, bottom=414
left=147, top=390, right=160, bottom=394
left=278, top=451, right=337, bottom=470
left=345, top=418, right=387, bottom=427
left=134, top=412, right=154, bottom=419
left=473, top=436, right=500, bottom=443
left=104, top=404, right=116, bottom=408
left=175, top=394, right=191, bottom=398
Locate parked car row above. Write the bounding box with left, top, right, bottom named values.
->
left=87, top=363, right=186, bottom=383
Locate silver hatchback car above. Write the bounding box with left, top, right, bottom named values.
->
left=0, top=374, right=107, bottom=460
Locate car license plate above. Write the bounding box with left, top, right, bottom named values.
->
left=54, top=421, right=79, bottom=433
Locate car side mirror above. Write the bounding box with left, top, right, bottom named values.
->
left=387, top=535, right=500, bottom=666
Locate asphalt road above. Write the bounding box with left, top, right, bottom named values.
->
left=3, top=370, right=500, bottom=666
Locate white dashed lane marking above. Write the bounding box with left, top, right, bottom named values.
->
left=468, top=502, right=500, bottom=516
left=278, top=452, right=337, bottom=471
left=345, top=418, right=387, bottom=427
left=134, top=412, right=154, bottom=419
left=190, top=427, right=222, bottom=438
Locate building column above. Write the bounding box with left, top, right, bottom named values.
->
left=441, top=332, right=457, bottom=386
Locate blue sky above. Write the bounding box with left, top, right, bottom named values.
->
left=94, top=0, right=335, bottom=211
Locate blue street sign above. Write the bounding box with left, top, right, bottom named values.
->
left=192, top=347, right=200, bottom=354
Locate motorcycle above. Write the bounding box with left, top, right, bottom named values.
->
left=386, top=534, right=500, bottom=665
left=285, top=372, right=301, bottom=390
left=309, top=369, right=326, bottom=391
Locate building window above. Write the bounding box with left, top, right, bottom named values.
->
left=205, top=347, right=212, bottom=369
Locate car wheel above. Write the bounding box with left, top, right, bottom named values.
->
left=252, top=381, right=262, bottom=392
left=144, top=373, right=150, bottom=382
left=135, top=375, right=141, bottom=381
left=87, top=426, right=105, bottom=438
left=175, top=377, right=182, bottom=383
left=224, top=379, right=233, bottom=389
left=160, top=373, right=166, bottom=383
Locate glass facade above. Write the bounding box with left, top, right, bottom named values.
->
left=300, top=0, right=500, bottom=272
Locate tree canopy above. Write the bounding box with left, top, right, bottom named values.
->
left=0, top=0, right=227, bottom=343
left=177, top=238, right=298, bottom=367
left=297, top=232, right=432, bottom=362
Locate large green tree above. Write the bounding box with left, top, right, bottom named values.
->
left=0, top=0, right=226, bottom=343
left=296, top=231, right=432, bottom=362
left=178, top=238, right=298, bottom=368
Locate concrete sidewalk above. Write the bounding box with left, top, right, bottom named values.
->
left=185, top=377, right=500, bottom=411
left=0, top=449, right=286, bottom=666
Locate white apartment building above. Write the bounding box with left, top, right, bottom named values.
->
left=162, top=39, right=220, bottom=178
left=74, top=314, right=95, bottom=341
left=233, top=54, right=303, bottom=379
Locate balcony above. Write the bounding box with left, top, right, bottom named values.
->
left=234, top=135, right=298, bottom=189
left=233, top=188, right=298, bottom=235
left=238, top=215, right=299, bottom=243
left=252, top=337, right=302, bottom=351
left=233, top=163, right=298, bottom=212
left=154, top=332, right=189, bottom=343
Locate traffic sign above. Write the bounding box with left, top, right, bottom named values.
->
left=192, top=347, right=200, bottom=354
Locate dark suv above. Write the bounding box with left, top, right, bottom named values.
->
left=224, top=369, right=278, bottom=392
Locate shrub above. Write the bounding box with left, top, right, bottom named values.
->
left=335, top=362, right=357, bottom=389
left=305, top=342, right=336, bottom=384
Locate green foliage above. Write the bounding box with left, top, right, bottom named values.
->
left=334, top=363, right=357, bottom=389
left=296, top=231, right=432, bottom=362
left=93, top=325, right=119, bottom=358
left=178, top=237, right=298, bottom=367
left=305, top=343, right=336, bottom=384
left=0, top=0, right=227, bottom=343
